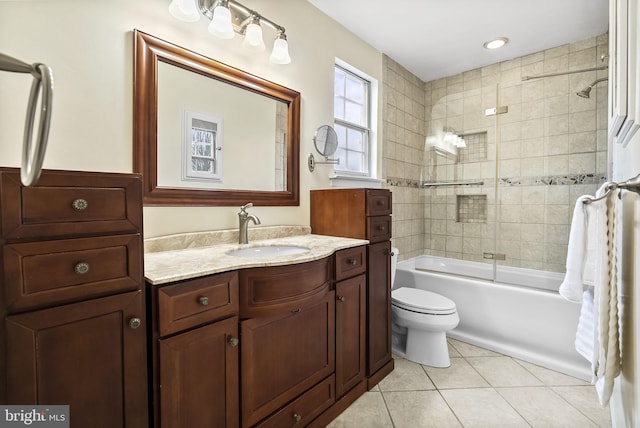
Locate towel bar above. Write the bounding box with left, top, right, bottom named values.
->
left=582, top=174, right=640, bottom=204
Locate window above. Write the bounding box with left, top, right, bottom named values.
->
left=182, top=110, right=223, bottom=182
left=334, top=62, right=374, bottom=176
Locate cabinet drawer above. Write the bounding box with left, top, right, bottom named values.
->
left=366, top=189, right=392, bottom=216
left=335, top=246, right=366, bottom=282
left=0, top=168, right=142, bottom=240
left=4, top=234, right=142, bottom=312
left=366, top=216, right=391, bottom=242
left=239, top=257, right=330, bottom=318
left=255, top=376, right=335, bottom=428
left=157, top=272, right=239, bottom=336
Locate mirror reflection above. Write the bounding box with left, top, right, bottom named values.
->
left=157, top=62, right=288, bottom=191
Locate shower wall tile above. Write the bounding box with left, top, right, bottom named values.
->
left=382, top=33, right=607, bottom=271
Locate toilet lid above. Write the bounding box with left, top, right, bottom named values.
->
left=392, top=287, right=457, bottom=315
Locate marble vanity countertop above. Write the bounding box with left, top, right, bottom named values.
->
left=144, top=228, right=368, bottom=285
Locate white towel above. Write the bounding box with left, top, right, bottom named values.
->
left=568, top=183, right=621, bottom=406
left=559, top=197, right=589, bottom=302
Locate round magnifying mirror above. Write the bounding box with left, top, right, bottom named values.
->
left=313, top=125, right=338, bottom=157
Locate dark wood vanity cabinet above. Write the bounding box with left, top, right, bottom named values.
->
left=0, top=168, right=148, bottom=427
left=311, top=188, right=394, bottom=388
left=239, top=258, right=335, bottom=427
left=149, top=248, right=373, bottom=427
left=149, top=271, right=240, bottom=428
left=334, top=247, right=366, bottom=399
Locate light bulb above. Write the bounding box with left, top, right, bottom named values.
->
left=242, top=21, right=265, bottom=52
left=168, top=0, right=200, bottom=22
left=208, top=4, right=234, bottom=39
left=270, top=36, right=291, bottom=64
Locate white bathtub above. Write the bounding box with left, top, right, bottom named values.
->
left=395, top=255, right=591, bottom=381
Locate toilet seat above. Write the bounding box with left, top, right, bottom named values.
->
left=392, top=287, right=457, bottom=315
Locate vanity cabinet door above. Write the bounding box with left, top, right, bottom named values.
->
left=241, top=291, right=335, bottom=427
left=158, top=316, right=239, bottom=428
left=335, top=274, right=366, bottom=398
left=367, top=241, right=393, bottom=377
left=5, top=291, right=148, bottom=428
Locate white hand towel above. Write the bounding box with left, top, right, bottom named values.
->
left=574, top=287, right=595, bottom=363
left=559, top=197, right=589, bottom=302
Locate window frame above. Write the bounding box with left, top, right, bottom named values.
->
left=333, top=60, right=377, bottom=178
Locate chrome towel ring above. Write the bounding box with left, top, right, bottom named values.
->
left=0, top=53, right=54, bottom=186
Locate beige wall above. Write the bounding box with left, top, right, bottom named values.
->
left=0, top=0, right=383, bottom=238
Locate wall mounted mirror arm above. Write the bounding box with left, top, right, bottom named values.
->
left=308, top=125, right=339, bottom=172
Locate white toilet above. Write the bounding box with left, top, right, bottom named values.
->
left=390, top=248, right=459, bottom=367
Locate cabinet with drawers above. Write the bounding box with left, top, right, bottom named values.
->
left=148, top=245, right=372, bottom=427
left=149, top=271, right=239, bottom=427
left=0, top=168, right=148, bottom=427
left=310, top=188, right=394, bottom=388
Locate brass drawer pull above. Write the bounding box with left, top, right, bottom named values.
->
left=198, top=296, right=209, bottom=306
left=128, top=317, right=142, bottom=329
left=228, top=337, right=239, bottom=347
left=291, top=308, right=301, bottom=314
left=337, top=295, right=345, bottom=302
left=347, top=259, right=357, bottom=265
left=72, top=198, right=88, bottom=210
left=74, top=262, right=90, bottom=275
left=377, top=225, right=386, bottom=231
left=293, top=413, right=302, bottom=423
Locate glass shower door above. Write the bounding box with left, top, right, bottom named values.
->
left=423, top=81, right=499, bottom=282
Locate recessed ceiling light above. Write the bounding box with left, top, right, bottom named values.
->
left=483, top=37, right=509, bottom=50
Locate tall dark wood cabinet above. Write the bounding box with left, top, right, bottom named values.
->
left=0, top=168, right=148, bottom=427
left=310, top=188, right=394, bottom=389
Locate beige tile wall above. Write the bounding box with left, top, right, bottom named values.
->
left=384, top=34, right=608, bottom=272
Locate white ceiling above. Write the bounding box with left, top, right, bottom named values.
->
left=307, top=0, right=609, bottom=82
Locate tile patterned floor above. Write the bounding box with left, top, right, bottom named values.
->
left=327, top=339, right=611, bottom=428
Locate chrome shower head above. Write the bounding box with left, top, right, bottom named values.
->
left=576, top=77, right=608, bottom=99
left=576, top=87, right=592, bottom=98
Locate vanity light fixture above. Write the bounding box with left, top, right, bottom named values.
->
left=242, top=15, right=266, bottom=52
left=169, top=0, right=201, bottom=22
left=483, top=37, right=509, bottom=50
left=169, top=0, right=291, bottom=64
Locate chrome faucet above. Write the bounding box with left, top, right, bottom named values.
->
left=238, top=203, right=261, bottom=244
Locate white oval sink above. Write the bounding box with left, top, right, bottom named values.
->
left=227, top=245, right=310, bottom=258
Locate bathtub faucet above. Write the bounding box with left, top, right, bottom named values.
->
left=238, top=203, right=261, bottom=244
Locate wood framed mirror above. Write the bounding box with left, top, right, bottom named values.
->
left=133, top=30, right=300, bottom=206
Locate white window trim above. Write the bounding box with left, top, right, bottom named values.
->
left=333, top=58, right=378, bottom=183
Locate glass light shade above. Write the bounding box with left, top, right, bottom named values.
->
left=208, top=5, right=234, bottom=39
left=169, top=0, right=200, bottom=22
left=242, top=22, right=265, bottom=52
left=270, top=38, right=291, bottom=64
